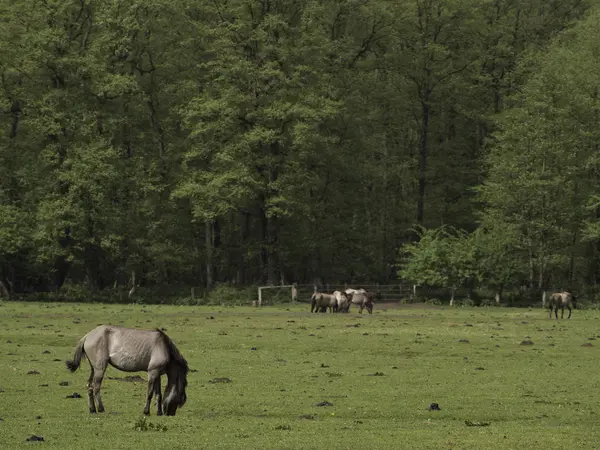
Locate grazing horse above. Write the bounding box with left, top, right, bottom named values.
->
left=343, top=288, right=374, bottom=314
left=310, top=292, right=337, bottom=313
left=547, top=292, right=576, bottom=319
left=66, top=325, right=189, bottom=416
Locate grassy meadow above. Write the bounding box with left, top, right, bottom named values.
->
left=0, top=301, right=599, bottom=449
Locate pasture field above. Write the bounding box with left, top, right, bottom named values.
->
left=1, top=301, right=600, bottom=449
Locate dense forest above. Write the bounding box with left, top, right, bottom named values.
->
left=1, top=0, right=599, bottom=302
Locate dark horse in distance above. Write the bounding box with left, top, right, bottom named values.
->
left=66, top=325, right=189, bottom=416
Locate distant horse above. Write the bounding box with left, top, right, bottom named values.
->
left=343, top=288, right=374, bottom=314
left=547, top=292, right=576, bottom=319
left=311, top=292, right=337, bottom=313
left=333, top=291, right=352, bottom=313
left=66, top=325, right=189, bottom=416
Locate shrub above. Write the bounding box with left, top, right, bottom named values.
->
left=455, top=298, right=475, bottom=307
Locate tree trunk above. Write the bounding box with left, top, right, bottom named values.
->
left=266, top=214, right=277, bottom=285
left=569, top=229, right=577, bottom=283
left=542, top=290, right=547, bottom=308
left=205, top=221, right=213, bottom=288
left=236, top=210, right=250, bottom=285
left=0, top=279, right=10, bottom=300
left=417, top=98, right=430, bottom=225
left=538, top=260, right=544, bottom=289
left=495, top=285, right=503, bottom=305
left=259, top=202, right=269, bottom=284
left=528, top=243, right=534, bottom=288
left=128, top=270, right=136, bottom=298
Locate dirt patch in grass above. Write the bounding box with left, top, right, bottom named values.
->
left=107, top=375, right=145, bottom=382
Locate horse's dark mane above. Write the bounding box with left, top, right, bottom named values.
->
left=156, top=329, right=189, bottom=405
left=156, top=329, right=189, bottom=374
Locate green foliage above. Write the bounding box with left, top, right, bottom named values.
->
left=399, top=226, right=478, bottom=293
left=0, top=0, right=597, bottom=297
left=203, top=284, right=257, bottom=306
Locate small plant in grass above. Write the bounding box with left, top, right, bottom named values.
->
left=133, top=416, right=168, bottom=432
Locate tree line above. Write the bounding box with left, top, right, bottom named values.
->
left=0, top=0, right=598, bottom=301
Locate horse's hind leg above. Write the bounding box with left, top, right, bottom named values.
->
left=567, top=305, right=572, bottom=319
left=91, top=363, right=107, bottom=413
left=87, top=365, right=97, bottom=413
left=555, top=308, right=559, bottom=319
left=561, top=306, right=565, bottom=319
left=155, top=376, right=163, bottom=416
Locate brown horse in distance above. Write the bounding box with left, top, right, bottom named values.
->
left=547, top=292, right=576, bottom=319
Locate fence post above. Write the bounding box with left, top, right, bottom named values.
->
left=258, top=287, right=262, bottom=307
left=313, top=284, right=317, bottom=293
left=191, top=287, right=195, bottom=302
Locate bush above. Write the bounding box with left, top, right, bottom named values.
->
left=454, top=298, right=475, bottom=307
left=204, top=284, right=256, bottom=306
left=479, top=298, right=498, bottom=307
left=424, top=298, right=442, bottom=306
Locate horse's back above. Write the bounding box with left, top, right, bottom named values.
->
left=549, top=292, right=572, bottom=306
left=84, top=325, right=166, bottom=372
left=347, top=288, right=367, bottom=304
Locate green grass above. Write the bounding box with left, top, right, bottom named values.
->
left=1, top=301, right=599, bottom=449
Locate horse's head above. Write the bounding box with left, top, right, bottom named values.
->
left=163, top=362, right=188, bottom=416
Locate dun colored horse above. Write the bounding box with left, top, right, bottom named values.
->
left=343, top=288, right=374, bottom=314
left=333, top=291, right=351, bottom=312
left=66, top=325, right=189, bottom=416
left=547, top=292, right=576, bottom=319
left=310, top=292, right=338, bottom=312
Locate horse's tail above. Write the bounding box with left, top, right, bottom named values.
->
left=66, top=336, right=86, bottom=372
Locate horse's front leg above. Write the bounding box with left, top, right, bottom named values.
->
left=567, top=306, right=572, bottom=319
left=555, top=308, right=559, bottom=319
left=561, top=307, right=565, bottom=319
left=144, top=374, right=157, bottom=415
